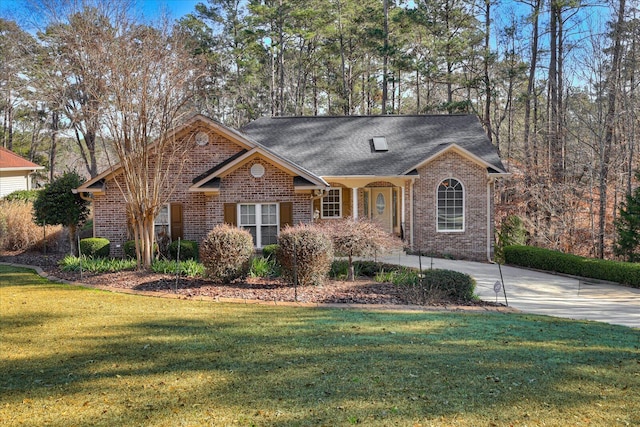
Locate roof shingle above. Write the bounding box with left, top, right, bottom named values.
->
left=241, top=115, right=505, bottom=176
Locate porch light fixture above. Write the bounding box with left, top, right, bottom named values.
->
left=372, top=136, right=388, bottom=151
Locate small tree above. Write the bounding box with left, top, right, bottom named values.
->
left=320, top=218, right=403, bottom=281
left=614, top=171, right=640, bottom=262
left=33, top=171, right=90, bottom=256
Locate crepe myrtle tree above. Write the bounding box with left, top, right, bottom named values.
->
left=92, top=17, right=202, bottom=269
left=320, top=217, right=403, bottom=281
left=33, top=171, right=90, bottom=256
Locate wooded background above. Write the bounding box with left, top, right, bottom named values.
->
left=1, top=0, right=638, bottom=260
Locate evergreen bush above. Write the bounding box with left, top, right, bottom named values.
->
left=168, top=239, right=199, bottom=261
left=79, top=237, right=110, bottom=258
left=504, top=245, right=640, bottom=288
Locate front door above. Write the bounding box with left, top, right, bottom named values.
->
left=371, top=188, right=392, bottom=232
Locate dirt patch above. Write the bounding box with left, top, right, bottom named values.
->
left=1, top=251, right=506, bottom=308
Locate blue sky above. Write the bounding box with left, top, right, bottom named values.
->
left=0, top=0, right=202, bottom=24
left=139, top=0, right=201, bottom=20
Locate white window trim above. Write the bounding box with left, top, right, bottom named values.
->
left=237, top=203, right=279, bottom=248
left=321, top=187, right=342, bottom=219
left=436, top=178, right=465, bottom=233
left=154, top=204, right=171, bottom=238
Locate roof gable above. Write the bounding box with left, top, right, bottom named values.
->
left=241, top=115, right=507, bottom=176
left=78, top=114, right=327, bottom=193
left=0, top=147, right=44, bottom=171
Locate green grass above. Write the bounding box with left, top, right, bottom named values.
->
left=1, top=265, right=639, bottom=426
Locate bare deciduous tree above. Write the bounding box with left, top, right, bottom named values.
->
left=96, top=20, right=202, bottom=269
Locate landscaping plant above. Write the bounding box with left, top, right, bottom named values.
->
left=200, top=224, right=254, bottom=283
left=320, top=218, right=403, bottom=281
left=79, top=238, right=110, bottom=258
left=32, top=171, right=90, bottom=256
left=277, top=224, right=333, bottom=286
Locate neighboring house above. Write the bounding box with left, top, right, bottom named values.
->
left=0, top=147, right=44, bottom=198
left=77, top=114, right=508, bottom=261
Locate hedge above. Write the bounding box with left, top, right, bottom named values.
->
left=79, top=237, right=110, bottom=258
left=503, top=245, right=640, bottom=288
left=168, top=239, right=199, bottom=261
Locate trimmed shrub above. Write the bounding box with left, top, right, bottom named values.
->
left=79, top=237, right=110, bottom=258
left=168, top=239, right=199, bottom=261
left=200, top=224, right=254, bottom=283
left=277, top=224, right=333, bottom=286
left=504, top=245, right=640, bottom=288
left=371, top=264, right=476, bottom=304
left=422, top=269, right=476, bottom=301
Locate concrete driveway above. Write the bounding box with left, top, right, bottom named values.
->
left=379, top=253, right=640, bottom=329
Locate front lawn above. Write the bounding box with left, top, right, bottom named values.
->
left=1, top=265, right=638, bottom=426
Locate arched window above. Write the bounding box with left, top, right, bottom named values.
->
left=437, top=178, right=464, bottom=231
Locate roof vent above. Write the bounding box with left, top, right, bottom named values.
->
left=372, top=136, right=388, bottom=152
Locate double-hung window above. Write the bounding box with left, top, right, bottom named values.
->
left=437, top=178, right=464, bottom=231
left=154, top=205, right=170, bottom=238
left=239, top=203, right=278, bottom=247
left=322, top=188, right=342, bottom=218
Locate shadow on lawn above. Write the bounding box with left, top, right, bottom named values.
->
left=2, top=301, right=638, bottom=426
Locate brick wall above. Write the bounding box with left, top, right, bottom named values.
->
left=412, top=151, right=492, bottom=261
left=93, top=125, right=312, bottom=256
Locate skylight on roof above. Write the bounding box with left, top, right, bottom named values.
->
left=372, top=136, right=388, bottom=151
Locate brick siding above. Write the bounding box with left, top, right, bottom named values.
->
left=411, top=151, right=492, bottom=261
left=93, top=126, right=311, bottom=257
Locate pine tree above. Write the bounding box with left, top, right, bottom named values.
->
left=614, top=171, right=640, bottom=262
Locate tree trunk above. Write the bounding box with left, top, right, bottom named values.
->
left=483, top=0, right=492, bottom=143
left=382, top=0, right=389, bottom=114
left=599, top=0, right=626, bottom=258
left=523, top=0, right=541, bottom=171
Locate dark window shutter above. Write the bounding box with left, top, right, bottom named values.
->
left=342, top=187, right=352, bottom=217
left=280, top=202, right=293, bottom=229
left=224, top=203, right=237, bottom=226
left=170, top=203, right=183, bottom=240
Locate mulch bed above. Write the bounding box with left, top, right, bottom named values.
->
left=1, top=251, right=504, bottom=308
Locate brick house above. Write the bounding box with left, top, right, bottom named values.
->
left=77, top=114, right=508, bottom=261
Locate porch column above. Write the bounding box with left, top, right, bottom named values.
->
left=352, top=187, right=358, bottom=220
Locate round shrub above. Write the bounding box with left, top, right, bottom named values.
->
left=422, top=269, right=476, bottom=302
left=79, top=237, right=110, bottom=258
left=276, top=224, right=333, bottom=286
left=200, top=224, right=254, bottom=283
left=168, top=239, right=199, bottom=261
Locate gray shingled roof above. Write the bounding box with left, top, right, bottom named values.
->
left=241, top=115, right=506, bottom=176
